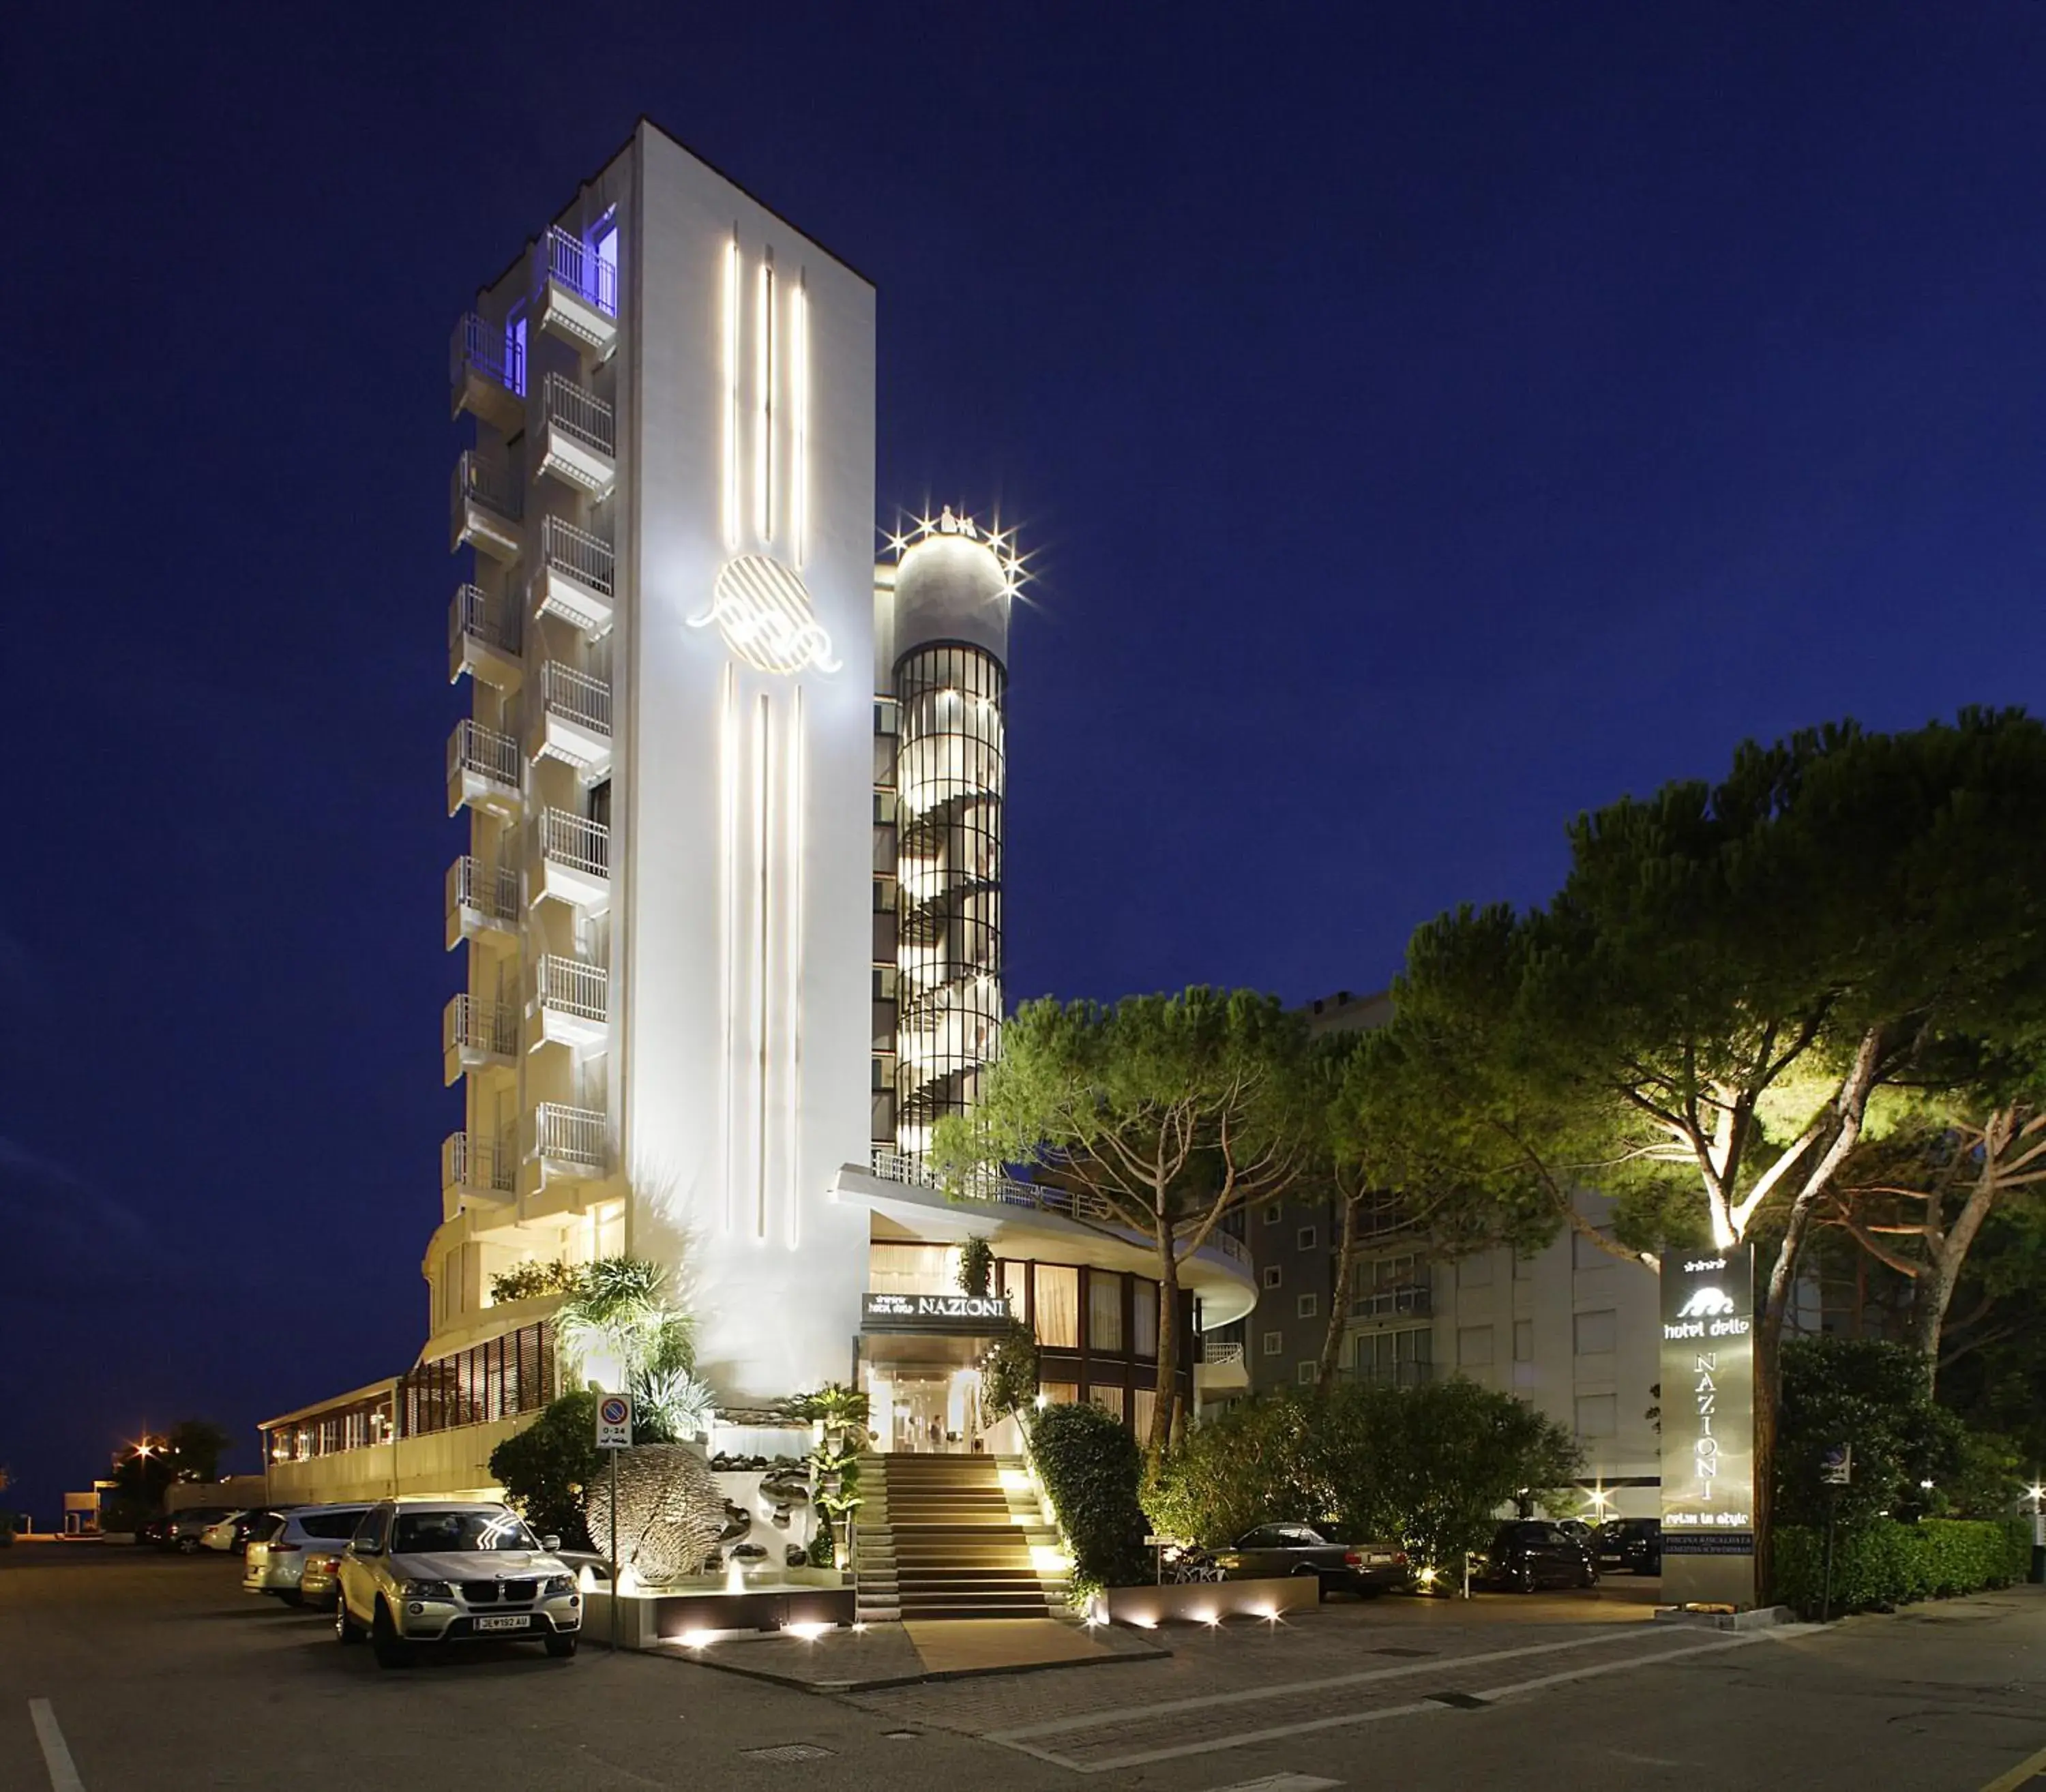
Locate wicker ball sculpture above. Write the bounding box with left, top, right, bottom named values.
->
left=582, top=1443, right=724, bottom=1587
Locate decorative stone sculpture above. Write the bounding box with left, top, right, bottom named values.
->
left=581, top=1444, right=724, bottom=1588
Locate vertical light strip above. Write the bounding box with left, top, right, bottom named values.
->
left=753, top=691, right=772, bottom=1242
left=784, top=686, right=805, bottom=1249
left=724, top=235, right=741, bottom=547
left=755, top=258, right=774, bottom=543
left=790, top=273, right=808, bottom=567
left=718, top=663, right=739, bottom=1233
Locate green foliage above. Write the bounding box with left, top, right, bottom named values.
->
left=1144, top=1382, right=1580, bottom=1573
left=979, top=1323, right=1040, bottom=1424
left=1775, top=1338, right=1967, bottom=1528
left=106, top=1420, right=235, bottom=1514
left=1772, top=1519, right=2032, bottom=1617
left=555, top=1255, right=705, bottom=1442
left=1029, top=1402, right=1152, bottom=1597
left=958, top=1236, right=994, bottom=1297
left=488, top=1259, right=586, bottom=1304
left=788, top=1383, right=870, bottom=1547
left=488, top=1392, right=602, bottom=1551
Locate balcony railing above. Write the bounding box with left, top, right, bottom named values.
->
left=532, top=1102, right=608, bottom=1172
left=443, top=994, right=516, bottom=1060
left=446, top=855, right=518, bottom=929
left=1342, top=1360, right=1438, bottom=1389
left=1200, top=1339, right=1245, bottom=1368
left=443, top=1131, right=516, bottom=1196
left=450, top=584, right=522, bottom=662
left=542, top=373, right=614, bottom=458
left=537, top=661, right=612, bottom=740
left=447, top=719, right=522, bottom=797
left=864, top=1148, right=1254, bottom=1271
left=454, top=451, right=521, bottom=522
left=537, top=807, right=610, bottom=881
left=539, top=226, right=618, bottom=318
left=1349, top=1284, right=1432, bottom=1324
left=534, top=955, right=608, bottom=1026
left=451, top=312, right=525, bottom=401
left=542, top=517, right=614, bottom=596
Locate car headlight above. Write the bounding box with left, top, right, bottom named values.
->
left=542, top=1575, right=574, bottom=1596
left=401, top=1579, right=454, bottom=1599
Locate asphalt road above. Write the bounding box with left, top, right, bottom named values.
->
left=5, top=1543, right=2044, bottom=1791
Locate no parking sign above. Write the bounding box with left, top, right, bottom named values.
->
left=595, top=1393, right=632, bottom=1450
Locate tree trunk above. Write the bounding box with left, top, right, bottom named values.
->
left=1317, top=1193, right=1361, bottom=1390
left=1911, top=1111, right=2009, bottom=1391
left=1150, top=1240, right=1181, bottom=1459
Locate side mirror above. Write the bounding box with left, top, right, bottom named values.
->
left=541, top=1535, right=561, bottom=1552
left=352, top=1541, right=381, bottom=1557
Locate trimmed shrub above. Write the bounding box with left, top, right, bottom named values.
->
left=1772, top=1519, right=2031, bottom=1617
left=488, top=1392, right=602, bottom=1551
left=1028, top=1402, right=1151, bottom=1598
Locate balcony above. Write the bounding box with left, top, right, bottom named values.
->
left=442, top=1131, right=516, bottom=1218
left=442, top=995, right=516, bottom=1084
left=448, top=584, right=522, bottom=691
left=451, top=451, right=522, bottom=562
left=535, top=374, right=616, bottom=497
left=535, top=517, right=615, bottom=638
left=532, top=955, right=609, bottom=1049
left=532, top=226, right=619, bottom=355
left=450, top=313, right=525, bottom=433
left=445, top=855, right=519, bottom=951
left=446, top=719, right=522, bottom=818
left=534, top=807, right=610, bottom=911
left=1195, top=1337, right=1249, bottom=1394
left=1348, top=1284, right=1432, bottom=1326
left=529, top=1101, right=608, bottom=1180
left=528, top=660, right=613, bottom=777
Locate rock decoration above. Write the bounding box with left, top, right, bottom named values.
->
left=581, top=1443, right=724, bottom=1588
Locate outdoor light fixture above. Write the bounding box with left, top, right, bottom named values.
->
left=677, top=1630, right=715, bottom=1650
left=784, top=1622, right=831, bottom=1642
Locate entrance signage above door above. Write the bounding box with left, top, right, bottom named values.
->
left=861, top=1292, right=1011, bottom=1332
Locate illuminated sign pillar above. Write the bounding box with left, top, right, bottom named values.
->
left=1659, top=1246, right=1757, bottom=1609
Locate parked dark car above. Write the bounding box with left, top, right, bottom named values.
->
left=1212, top=1523, right=1410, bottom=1598
left=163, top=1508, right=237, bottom=1553
left=1592, top=1517, right=1662, bottom=1575
left=1472, top=1520, right=1599, bottom=1592
left=134, top=1516, right=171, bottom=1548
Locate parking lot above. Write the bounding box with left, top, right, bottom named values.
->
left=7, top=1542, right=2045, bottom=1791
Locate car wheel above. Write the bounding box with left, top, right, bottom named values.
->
left=335, top=1594, right=364, bottom=1645
left=544, top=1634, right=578, bottom=1660
left=1513, top=1561, right=1537, bottom=1594
left=371, top=1602, right=413, bottom=1670
left=177, top=1536, right=198, bottom=1555
left=1579, top=1563, right=1599, bottom=1589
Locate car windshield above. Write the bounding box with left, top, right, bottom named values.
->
left=391, top=1509, right=538, bottom=1554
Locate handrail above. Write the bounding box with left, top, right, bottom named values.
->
left=542, top=372, right=614, bottom=457
left=454, top=450, right=522, bottom=520
left=1349, top=1284, right=1432, bottom=1323
left=447, top=856, right=518, bottom=925
left=537, top=661, right=613, bottom=737
left=444, top=994, right=516, bottom=1058
left=447, top=719, right=521, bottom=790
left=537, top=807, right=609, bottom=880
left=451, top=313, right=525, bottom=398
left=533, top=1102, right=608, bottom=1170
left=1200, top=1340, right=1245, bottom=1367
left=534, top=955, right=608, bottom=1024
left=539, top=226, right=618, bottom=317
left=444, top=1131, right=516, bottom=1193
left=541, top=516, right=614, bottom=596
left=449, top=584, right=522, bottom=658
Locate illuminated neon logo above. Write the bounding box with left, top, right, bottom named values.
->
left=1676, top=1287, right=1737, bottom=1319
left=690, top=554, right=840, bottom=676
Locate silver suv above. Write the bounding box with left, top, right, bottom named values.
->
left=334, top=1502, right=581, bottom=1667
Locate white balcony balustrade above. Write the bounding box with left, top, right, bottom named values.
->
left=535, top=516, right=615, bottom=638
left=442, top=1131, right=516, bottom=1219
left=529, top=1102, right=609, bottom=1179
left=530, top=661, right=612, bottom=775
left=533, top=807, right=610, bottom=912
left=451, top=451, right=523, bottom=562
left=445, top=856, right=519, bottom=951
left=442, top=994, right=516, bottom=1084
left=450, top=313, right=525, bottom=432
left=447, top=584, right=523, bottom=691
left=446, top=719, right=522, bottom=818
left=532, top=955, right=609, bottom=1049
left=533, top=226, right=619, bottom=355
left=536, top=374, right=616, bottom=496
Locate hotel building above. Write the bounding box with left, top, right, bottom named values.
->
left=263, top=121, right=1254, bottom=1502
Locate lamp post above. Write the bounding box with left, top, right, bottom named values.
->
left=2028, top=1480, right=2044, bottom=1586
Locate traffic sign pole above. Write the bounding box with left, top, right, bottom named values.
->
left=593, top=1392, right=632, bottom=1654
left=608, top=1445, right=618, bottom=1655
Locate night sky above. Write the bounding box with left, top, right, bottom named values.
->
left=8, top=4, right=2043, bottom=1523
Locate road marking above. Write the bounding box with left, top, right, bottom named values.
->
left=1000, top=1632, right=1768, bottom=1773
left=983, top=1626, right=1666, bottom=1742
left=28, top=1701, right=85, bottom=1792
left=1980, top=1742, right=2046, bottom=1792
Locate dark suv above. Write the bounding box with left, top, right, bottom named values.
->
left=1592, top=1517, right=1662, bottom=1575
left=1474, top=1520, right=1598, bottom=1592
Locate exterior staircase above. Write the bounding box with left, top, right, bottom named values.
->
left=853, top=1453, right=1068, bottom=1622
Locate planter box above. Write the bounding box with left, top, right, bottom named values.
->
left=582, top=1580, right=857, bottom=1651
left=1094, top=1575, right=1322, bottom=1628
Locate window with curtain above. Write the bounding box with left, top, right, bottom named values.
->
left=1035, top=1266, right=1079, bottom=1348
left=1133, top=1388, right=1157, bottom=1442
left=1000, top=1259, right=1028, bottom=1319
left=1132, top=1279, right=1158, bottom=1358
left=1088, top=1272, right=1124, bottom=1353
left=1088, top=1384, right=1125, bottom=1422
left=868, top=1242, right=960, bottom=1297
left=1038, top=1381, right=1079, bottom=1408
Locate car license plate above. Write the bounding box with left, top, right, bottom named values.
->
left=474, top=1614, right=530, bottom=1632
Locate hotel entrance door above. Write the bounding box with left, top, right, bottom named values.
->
left=865, top=1364, right=983, bottom=1454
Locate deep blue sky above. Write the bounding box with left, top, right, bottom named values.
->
left=6, top=3, right=2043, bottom=1521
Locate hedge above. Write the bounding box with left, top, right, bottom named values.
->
left=1773, top=1519, right=2032, bottom=1617
left=1027, top=1402, right=1151, bottom=1600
